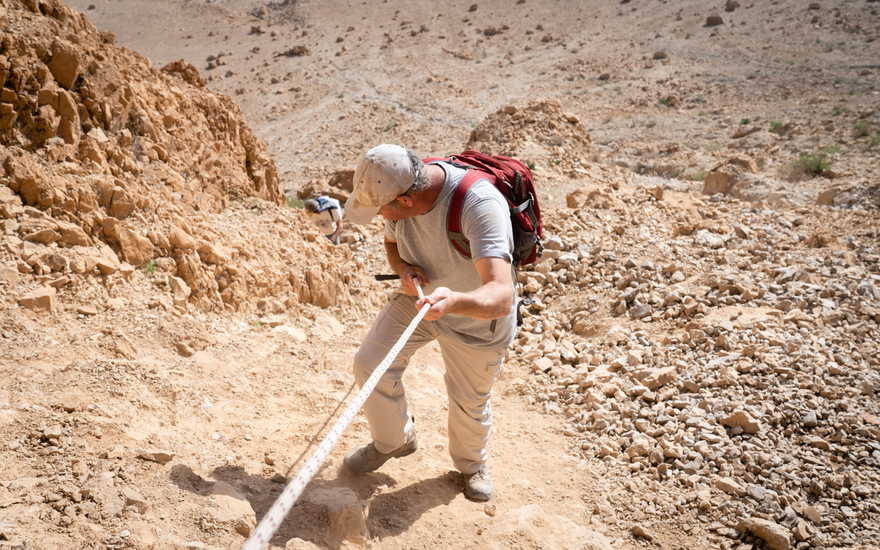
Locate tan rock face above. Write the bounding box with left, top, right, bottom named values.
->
left=0, top=0, right=325, bottom=312
left=48, top=39, right=80, bottom=89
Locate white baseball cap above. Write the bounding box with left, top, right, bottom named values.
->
left=344, top=144, right=416, bottom=225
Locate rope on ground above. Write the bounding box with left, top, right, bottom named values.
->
left=241, top=286, right=430, bottom=550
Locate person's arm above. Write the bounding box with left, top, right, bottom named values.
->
left=330, top=208, right=343, bottom=244
left=385, top=239, right=430, bottom=297
left=416, top=256, right=513, bottom=321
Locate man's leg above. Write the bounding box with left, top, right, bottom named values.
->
left=436, top=336, right=504, bottom=475
left=352, top=293, right=435, bottom=454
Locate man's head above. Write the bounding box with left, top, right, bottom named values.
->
left=345, top=144, right=428, bottom=224
left=303, top=198, right=320, bottom=214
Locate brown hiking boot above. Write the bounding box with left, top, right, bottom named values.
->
left=463, top=468, right=492, bottom=502
left=343, top=438, right=418, bottom=474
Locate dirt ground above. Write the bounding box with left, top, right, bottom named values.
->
left=2, top=0, right=880, bottom=549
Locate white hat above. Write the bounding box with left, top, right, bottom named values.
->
left=344, top=144, right=416, bottom=225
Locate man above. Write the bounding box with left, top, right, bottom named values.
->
left=342, top=144, right=516, bottom=502
left=303, top=195, right=344, bottom=244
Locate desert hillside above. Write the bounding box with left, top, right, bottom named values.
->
left=1, top=0, right=879, bottom=549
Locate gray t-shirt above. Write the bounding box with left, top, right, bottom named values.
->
left=385, top=161, right=517, bottom=350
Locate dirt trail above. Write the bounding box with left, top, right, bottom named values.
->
left=2, top=298, right=648, bottom=549
left=173, top=314, right=626, bottom=549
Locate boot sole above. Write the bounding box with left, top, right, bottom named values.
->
left=464, top=488, right=492, bottom=502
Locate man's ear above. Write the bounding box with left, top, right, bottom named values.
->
left=396, top=195, right=414, bottom=208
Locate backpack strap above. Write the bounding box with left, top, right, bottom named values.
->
left=447, top=169, right=492, bottom=259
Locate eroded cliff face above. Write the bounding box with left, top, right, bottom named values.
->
left=0, top=0, right=361, bottom=312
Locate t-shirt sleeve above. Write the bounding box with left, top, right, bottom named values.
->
left=460, top=183, right=513, bottom=263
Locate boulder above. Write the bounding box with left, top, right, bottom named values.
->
left=168, top=275, right=192, bottom=305
left=122, top=487, right=149, bottom=514
left=81, top=471, right=124, bottom=517
left=208, top=481, right=257, bottom=538
left=18, top=286, right=57, bottom=312
left=168, top=226, right=197, bottom=250
left=816, top=186, right=843, bottom=206
left=637, top=367, right=677, bottom=390
left=713, top=476, right=745, bottom=495
left=136, top=449, right=174, bottom=464
left=48, top=39, right=80, bottom=89
left=94, top=249, right=121, bottom=275
left=197, top=241, right=230, bottom=265
left=107, top=187, right=135, bottom=219
left=103, top=218, right=154, bottom=266
left=702, top=157, right=757, bottom=196
left=721, top=410, right=760, bottom=434
left=56, top=89, right=80, bottom=145
left=304, top=487, right=369, bottom=546
left=0, top=265, right=19, bottom=286
left=738, top=517, right=792, bottom=550
left=58, top=222, right=91, bottom=246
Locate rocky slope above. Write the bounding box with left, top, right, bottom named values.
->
left=1, top=0, right=879, bottom=549
left=0, top=0, right=361, bottom=315
left=510, top=180, right=879, bottom=549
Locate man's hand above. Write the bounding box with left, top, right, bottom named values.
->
left=397, top=265, right=429, bottom=296
left=416, top=286, right=456, bottom=320
left=411, top=257, right=514, bottom=320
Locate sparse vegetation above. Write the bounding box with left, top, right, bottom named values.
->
left=769, top=120, right=785, bottom=134
left=683, top=169, right=708, bottom=182
left=286, top=196, right=305, bottom=208
left=740, top=118, right=750, bottom=125
left=141, top=259, right=157, bottom=273
left=788, top=152, right=832, bottom=180
left=853, top=120, right=871, bottom=138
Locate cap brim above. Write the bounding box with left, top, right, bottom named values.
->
left=343, top=195, right=380, bottom=225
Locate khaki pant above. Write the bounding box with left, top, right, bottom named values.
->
left=353, top=294, right=505, bottom=475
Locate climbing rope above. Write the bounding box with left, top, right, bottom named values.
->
left=241, top=284, right=429, bottom=550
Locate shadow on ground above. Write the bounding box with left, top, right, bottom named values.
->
left=364, top=470, right=462, bottom=539
left=170, top=463, right=462, bottom=548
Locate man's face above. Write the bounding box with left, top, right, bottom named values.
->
left=378, top=192, right=416, bottom=221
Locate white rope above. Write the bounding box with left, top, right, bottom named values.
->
left=241, top=284, right=429, bottom=550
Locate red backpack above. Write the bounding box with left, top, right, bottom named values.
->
left=425, top=150, right=543, bottom=266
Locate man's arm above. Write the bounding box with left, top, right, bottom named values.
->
left=417, top=256, right=513, bottom=321
left=385, top=239, right=430, bottom=296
